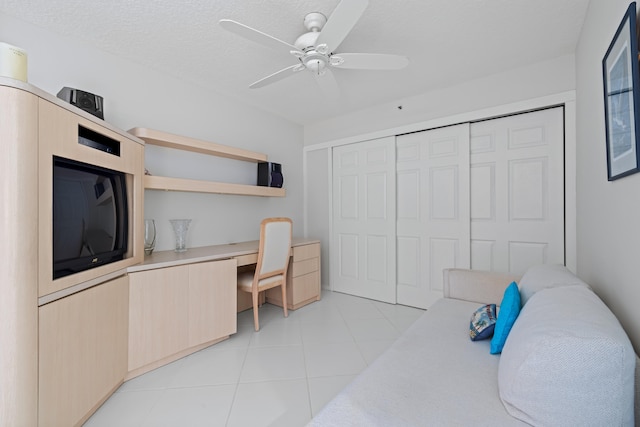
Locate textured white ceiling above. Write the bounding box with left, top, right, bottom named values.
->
left=0, top=0, right=589, bottom=125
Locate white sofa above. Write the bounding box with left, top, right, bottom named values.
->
left=310, top=265, right=638, bottom=426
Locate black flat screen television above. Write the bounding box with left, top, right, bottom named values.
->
left=52, top=156, right=128, bottom=279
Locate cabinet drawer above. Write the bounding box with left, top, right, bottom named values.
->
left=292, top=243, right=320, bottom=261
left=292, top=271, right=320, bottom=303
left=235, top=253, right=258, bottom=266
left=292, top=257, right=318, bottom=277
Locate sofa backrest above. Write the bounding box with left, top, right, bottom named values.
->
left=517, top=263, right=590, bottom=304
left=443, top=268, right=520, bottom=306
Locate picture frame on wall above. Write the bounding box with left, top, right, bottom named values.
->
left=602, top=1, right=640, bottom=181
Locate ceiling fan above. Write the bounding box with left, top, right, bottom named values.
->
left=219, top=0, right=409, bottom=96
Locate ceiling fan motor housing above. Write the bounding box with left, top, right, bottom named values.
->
left=295, top=12, right=328, bottom=51
left=294, top=31, right=321, bottom=51
left=303, top=12, right=327, bottom=32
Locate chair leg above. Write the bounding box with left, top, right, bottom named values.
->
left=281, top=283, right=288, bottom=318
left=252, top=290, right=260, bottom=331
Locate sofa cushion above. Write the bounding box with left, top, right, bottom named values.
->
left=490, top=282, right=520, bottom=354
left=310, top=298, right=527, bottom=426
left=470, top=304, right=497, bottom=341
left=498, top=285, right=635, bottom=426
left=518, top=264, right=589, bottom=304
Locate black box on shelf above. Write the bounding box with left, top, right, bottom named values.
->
left=257, top=162, right=283, bottom=188
left=57, top=86, right=104, bottom=119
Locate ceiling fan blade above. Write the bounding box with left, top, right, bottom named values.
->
left=315, top=0, right=368, bottom=53
left=334, top=53, right=409, bottom=70
left=219, top=19, right=301, bottom=55
left=249, top=64, right=302, bottom=89
left=314, top=68, right=340, bottom=101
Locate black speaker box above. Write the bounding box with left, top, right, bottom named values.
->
left=57, top=86, right=104, bottom=119
left=257, top=162, right=283, bottom=188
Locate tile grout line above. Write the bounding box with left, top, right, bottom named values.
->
left=224, top=337, right=251, bottom=427
left=300, top=315, right=315, bottom=422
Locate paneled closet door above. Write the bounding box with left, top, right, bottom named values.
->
left=470, top=107, right=565, bottom=274
left=331, top=137, right=396, bottom=303
left=396, top=124, right=471, bottom=309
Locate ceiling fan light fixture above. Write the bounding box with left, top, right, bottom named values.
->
left=306, top=58, right=326, bottom=75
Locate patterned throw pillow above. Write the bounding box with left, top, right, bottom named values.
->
left=469, top=304, right=497, bottom=341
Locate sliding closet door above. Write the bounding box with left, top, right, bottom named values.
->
left=331, top=137, right=396, bottom=303
left=470, top=107, right=564, bottom=274
left=396, top=124, right=471, bottom=309
left=329, top=106, right=564, bottom=307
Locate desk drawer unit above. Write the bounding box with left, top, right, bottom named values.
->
left=235, top=253, right=258, bottom=267
left=266, top=242, right=321, bottom=310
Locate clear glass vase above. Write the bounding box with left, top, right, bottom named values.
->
left=170, top=219, right=191, bottom=252
left=143, top=219, right=156, bottom=255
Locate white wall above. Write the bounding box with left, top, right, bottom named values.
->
left=0, top=12, right=304, bottom=251
left=304, top=148, right=330, bottom=287
left=575, top=0, right=640, bottom=351
left=304, top=54, right=576, bottom=145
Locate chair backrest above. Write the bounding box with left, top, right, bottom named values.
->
left=256, top=217, right=292, bottom=278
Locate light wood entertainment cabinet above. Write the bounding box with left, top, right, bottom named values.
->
left=1, top=81, right=39, bottom=427
left=0, top=79, right=145, bottom=427
left=0, top=78, right=319, bottom=426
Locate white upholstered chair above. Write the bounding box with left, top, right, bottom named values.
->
left=237, top=217, right=292, bottom=331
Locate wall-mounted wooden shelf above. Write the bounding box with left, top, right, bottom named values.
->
left=144, top=175, right=285, bottom=197
left=130, top=127, right=266, bottom=162
left=129, top=127, right=285, bottom=197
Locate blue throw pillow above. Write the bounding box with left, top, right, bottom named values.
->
left=490, top=282, right=521, bottom=354
left=470, top=304, right=497, bottom=341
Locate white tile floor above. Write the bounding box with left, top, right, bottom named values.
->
left=84, top=290, right=425, bottom=427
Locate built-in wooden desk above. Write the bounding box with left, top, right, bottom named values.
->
left=125, top=238, right=321, bottom=378
left=128, top=238, right=319, bottom=271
